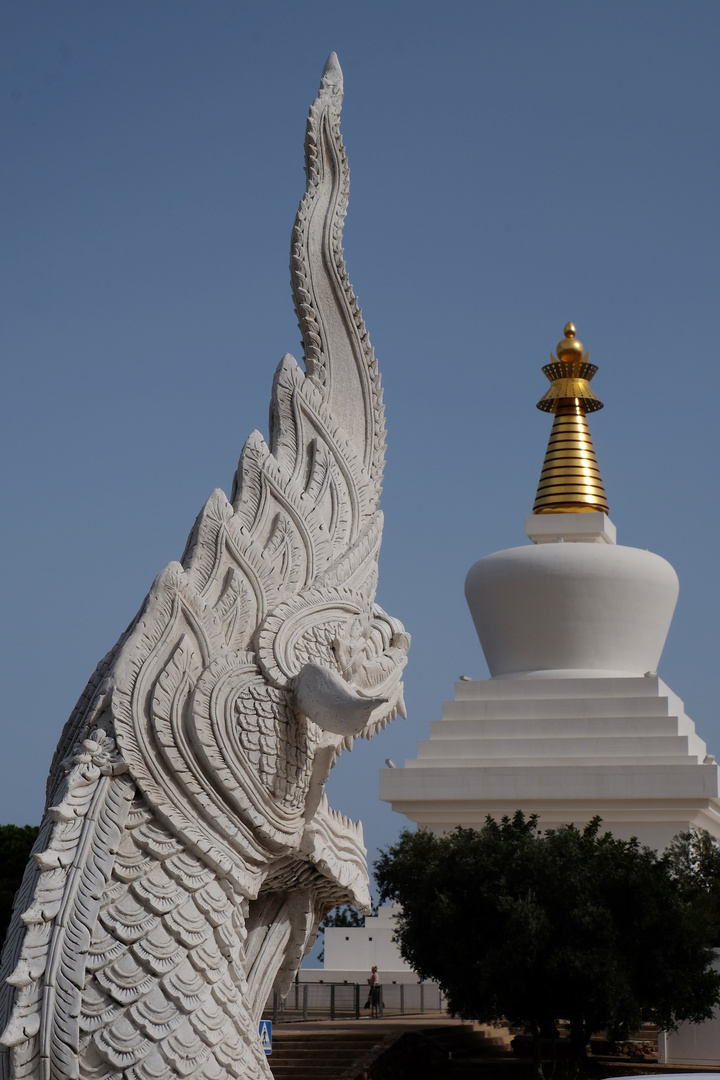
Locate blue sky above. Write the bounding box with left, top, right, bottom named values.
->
left=2, top=1, right=720, bottom=922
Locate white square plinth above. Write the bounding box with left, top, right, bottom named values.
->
left=525, top=512, right=617, bottom=544
left=381, top=676, right=720, bottom=852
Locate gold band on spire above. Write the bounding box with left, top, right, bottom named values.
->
left=532, top=323, right=609, bottom=515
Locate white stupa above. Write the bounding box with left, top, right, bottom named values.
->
left=382, top=323, right=720, bottom=851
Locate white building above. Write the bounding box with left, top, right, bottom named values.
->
left=300, top=904, right=422, bottom=985
left=380, top=323, right=720, bottom=1062
left=382, top=323, right=720, bottom=849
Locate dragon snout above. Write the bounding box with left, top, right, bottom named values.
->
left=290, top=663, right=387, bottom=736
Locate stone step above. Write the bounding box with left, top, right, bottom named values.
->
left=431, top=714, right=698, bottom=738
left=272, top=1043, right=376, bottom=1050
left=271, top=1031, right=382, bottom=1038
left=270, top=1069, right=351, bottom=1078
left=416, top=734, right=696, bottom=756
left=443, top=697, right=678, bottom=719
left=268, top=1022, right=514, bottom=1080
left=452, top=676, right=674, bottom=702
left=273, top=1048, right=371, bottom=1056
left=270, top=1063, right=362, bottom=1073
left=407, top=754, right=698, bottom=768
left=426, top=1027, right=513, bottom=1062
left=272, top=1054, right=373, bottom=1063
left=273, top=1039, right=380, bottom=1047
left=269, top=1029, right=383, bottom=1080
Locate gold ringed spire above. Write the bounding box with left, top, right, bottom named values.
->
left=532, top=323, right=609, bottom=515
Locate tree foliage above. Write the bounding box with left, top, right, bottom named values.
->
left=0, top=824, right=39, bottom=947
left=375, top=815, right=720, bottom=1073
left=664, top=828, right=720, bottom=946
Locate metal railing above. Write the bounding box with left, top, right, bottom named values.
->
left=264, top=981, right=445, bottom=1023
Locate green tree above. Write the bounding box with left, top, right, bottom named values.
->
left=663, top=828, right=720, bottom=946
left=0, top=824, right=39, bottom=948
left=375, top=814, right=720, bottom=1077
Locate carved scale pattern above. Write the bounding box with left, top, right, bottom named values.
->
left=76, top=795, right=266, bottom=1080
left=0, top=53, right=408, bottom=1080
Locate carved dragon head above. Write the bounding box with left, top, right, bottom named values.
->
left=102, top=52, right=408, bottom=912
left=40, top=51, right=406, bottom=917
left=0, top=56, right=407, bottom=1080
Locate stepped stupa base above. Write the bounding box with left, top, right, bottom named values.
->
left=381, top=674, right=720, bottom=852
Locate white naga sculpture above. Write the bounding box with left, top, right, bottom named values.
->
left=0, top=54, right=408, bottom=1080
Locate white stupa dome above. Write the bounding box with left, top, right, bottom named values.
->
left=465, top=536, right=678, bottom=679
left=465, top=321, right=679, bottom=680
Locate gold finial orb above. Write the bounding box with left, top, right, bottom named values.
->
left=556, top=321, right=584, bottom=360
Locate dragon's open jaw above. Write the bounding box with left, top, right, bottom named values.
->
left=297, top=643, right=407, bottom=909
left=295, top=604, right=409, bottom=912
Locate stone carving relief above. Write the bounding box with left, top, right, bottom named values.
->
left=0, top=53, right=408, bottom=1080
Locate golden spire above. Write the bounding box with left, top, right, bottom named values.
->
left=532, top=322, right=609, bottom=515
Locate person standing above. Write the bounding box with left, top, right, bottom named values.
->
left=367, top=966, right=380, bottom=1017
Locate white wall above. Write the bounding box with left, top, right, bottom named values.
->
left=301, top=904, right=419, bottom=984
left=659, top=955, right=720, bottom=1065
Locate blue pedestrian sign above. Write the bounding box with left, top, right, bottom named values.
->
left=259, top=1020, right=272, bottom=1055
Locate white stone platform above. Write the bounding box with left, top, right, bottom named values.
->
left=381, top=674, right=720, bottom=851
